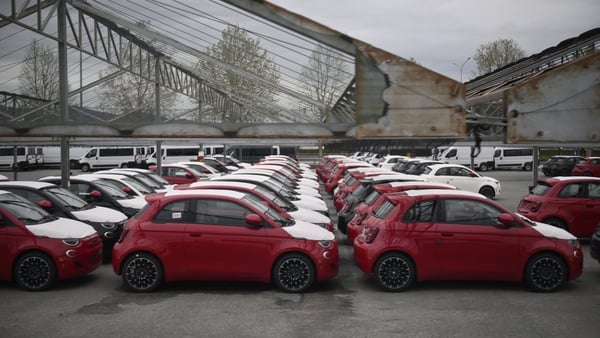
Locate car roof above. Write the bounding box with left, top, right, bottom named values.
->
left=211, top=174, right=270, bottom=182
left=538, top=176, right=600, bottom=184
left=377, top=181, right=456, bottom=190
left=164, top=188, right=247, bottom=199
left=189, top=181, right=256, bottom=189
left=386, top=189, right=484, bottom=202
left=361, top=174, right=427, bottom=183
left=424, top=163, right=470, bottom=170
left=0, top=180, right=56, bottom=189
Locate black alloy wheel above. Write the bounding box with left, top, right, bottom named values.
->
left=524, top=253, right=567, bottom=292
left=122, top=253, right=163, bottom=292
left=272, top=254, right=315, bottom=293
left=374, top=253, right=415, bottom=292
left=14, top=252, right=57, bottom=291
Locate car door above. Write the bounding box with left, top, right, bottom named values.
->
left=441, top=167, right=481, bottom=193
left=555, top=182, right=600, bottom=237
left=0, top=210, right=30, bottom=281
left=434, top=198, right=524, bottom=280
left=184, top=198, right=272, bottom=280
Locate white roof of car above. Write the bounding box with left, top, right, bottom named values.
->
left=363, top=174, right=428, bottom=182
left=164, top=188, right=246, bottom=199
left=385, top=181, right=456, bottom=189
left=189, top=181, right=257, bottom=189
left=0, top=180, right=56, bottom=189
left=211, top=174, right=270, bottom=183
left=549, top=176, right=600, bottom=182
left=402, top=189, right=484, bottom=198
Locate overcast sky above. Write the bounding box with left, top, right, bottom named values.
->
left=269, top=0, right=599, bottom=81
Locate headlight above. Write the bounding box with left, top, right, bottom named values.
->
left=568, top=239, right=580, bottom=249
left=318, top=240, right=333, bottom=248
left=62, top=238, right=80, bottom=246
left=101, top=222, right=117, bottom=230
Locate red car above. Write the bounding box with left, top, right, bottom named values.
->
left=0, top=190, right=103, bottom=291
left=517, top=176, right=600, bottom=237
left=354, top=189, right=583, bottom=292
left=112, top=189, right=338, bottom=292
left=346, top=181, right=456, bottom=242
left=571, top=157, right=600, bottom=177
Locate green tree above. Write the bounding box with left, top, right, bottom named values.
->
left=298, top=45, right=352, bottom=121
left=473, top=38, right=526, bottom=75
left=196, top=25, right=280, bottom=123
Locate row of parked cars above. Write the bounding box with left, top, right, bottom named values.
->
left=318, top=154, right=600, bottom=292
left=1, top=152, right=598, bottom=294
left=0, top=155, right=342, bottom=293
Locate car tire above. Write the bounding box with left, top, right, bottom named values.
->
left=524, top=253, right=567, bottom=292
left=523, top=162, right=533, bottom=171
left=80, top=164, right=90, bottom=172
left=373, top=252, right=415, bottom=292
left=122, top=252, right=163, bottom=292
left=479, top=163, right=489, bottom=172
left=478, top=186, right=496, bottom=199
left=542, top=217, right=568, bottom=231
left=272, top=253, right=315, bottom=293
left=14, top=252, right=57, bottom=291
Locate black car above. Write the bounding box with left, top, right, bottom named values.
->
left=542, top=156, right=584, bottom=176
left=0, top=181, right=127, bottom=256
left=39, top=175, right=146, bottom=218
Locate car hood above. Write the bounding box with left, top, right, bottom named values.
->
left=117, top=196, right=147, bottom=209
left=281, top=219, right=335, bottom=241
left=530, top=220, right=577, bottom=240
left=27, top=217, right=97, bottom=238
left=288, top=207, right=330, bottom=224
left=71, top=206, right=128, bottom=223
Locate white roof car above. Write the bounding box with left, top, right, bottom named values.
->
left=420, top=163, right=501, bottom=199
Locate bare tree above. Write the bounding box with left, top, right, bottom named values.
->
left=18, top=40, right=59, bottom=101
left=298, top=45, right=352, bottom=121
left=196, top=25, right=280, bottom=123
left=473, top=38, right=526, bottom=75
left=97, top=46, right=178, bottom=124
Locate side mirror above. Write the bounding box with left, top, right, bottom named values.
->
left=185, top=173, right=194, bottom=179
left=245, top=213, right=262, bottom=226
left=497, top=213, right=516, bottom=227
left=38, top=199, right=52, bottom=210
left=122, top=186, right=134, bottom=195
left=90, top=190, right=102, bottom=199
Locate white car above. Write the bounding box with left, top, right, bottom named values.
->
left=420, top=163, right=501, bottom=199
left=377, top=155, right=409, bottom=170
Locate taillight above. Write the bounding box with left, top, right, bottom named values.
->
left=363, top=227, right=379, bottom=243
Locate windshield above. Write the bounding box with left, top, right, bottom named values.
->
left=242, top=194, right=290, bottom=225
left=531, top=182, right=552, bottom=196
left=0, top=193, right=54, bottom=224
left=92, top=179, right=131, bottom=198
left=120, top=176, right=154, bottom=194
left=45, top=187, right=89, bottom=209
left=252, top=185, right=292, bottom=210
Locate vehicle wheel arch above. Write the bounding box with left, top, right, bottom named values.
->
left=371, top=250, right=417, bottom=275
left=119, top=249, right=164, bottom=276
left=120, top=250, right=165, bottom=292
left=478, top=185, right=496, bottom=199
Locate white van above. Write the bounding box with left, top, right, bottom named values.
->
left=146, top=145, right=201, bottom=166
left=202, top=144, right=225, bottom=156
left=38, top=146, right=90, bottom=169
left=493, top=147, right=534, bottom=171
left=78, top=146, right=148, bottom=172
left=439, top=146, right=495, bottom=171
left=0, top=146, right=37, bottom=170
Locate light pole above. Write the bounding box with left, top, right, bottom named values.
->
left=459, top=56, right=471, bottom=82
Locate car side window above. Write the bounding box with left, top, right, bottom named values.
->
left=557, top=183, right=584, bottom=198
left=441, top=199, right=501, bottom=226
left=154, top=200, right=191, bottom=223
left=193, top=199, right=253, bottom=227
left=588, top=183, right=600, bottom=199
left=402, top=199, right=436, bottom=222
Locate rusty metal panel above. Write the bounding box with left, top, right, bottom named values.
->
left=354, top=42, right=466, bottom=139
left=505, top=53, right=600, bottom=144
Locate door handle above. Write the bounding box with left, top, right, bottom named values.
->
left=441, top=233, right=453, bottom=237
left=189, top=233, right=202, bottom=237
